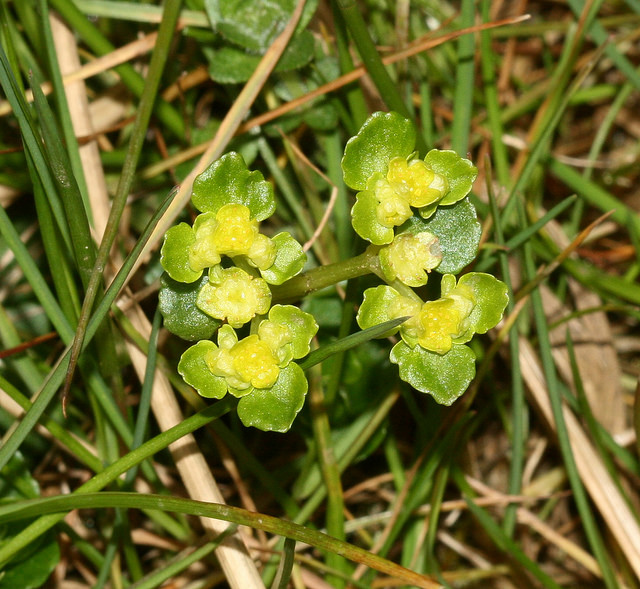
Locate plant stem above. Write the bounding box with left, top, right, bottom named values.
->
left=270, top=246, right=380, bottom=303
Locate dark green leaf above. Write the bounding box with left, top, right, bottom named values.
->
left=158, top=273, right=221, bottom=341
left=390, top=342, right=476, bottom=405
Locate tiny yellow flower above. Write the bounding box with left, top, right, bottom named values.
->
left=212, top=204, right=260, bottom=257
left=414, top=294, right=474, bottom=354
left=205, top=334, right=280, bottom=392
left=231, top=335, right=281, bottom=390
left=189, top=214, right=221, bottom=272
left=196, top=266, right=272, bottom=328
left=373, top=177, right=413, bottom=228
left=258, top=320, right=293, bottom=365
left=380, top=232, right=442, bottom=287
left=387, top=157, right=449, bottom=208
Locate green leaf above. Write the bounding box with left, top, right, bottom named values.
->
left=205, top=0, right=318, bottom=52
left=158, top=273, right=221, bottom=341
left=236, top=363, right=308, bottom=432
left=389, top=342, right=476, bottom=405
left=0, top=454, right=59, bottom=588
left=350, top=182, right=395, bottom=245
left=160, top=223, right=201, bottom=283
left=356, top=285, right=403, bottom=334
left=208, top=31, right=315, bottom=84
left=402, top=198, right=482, bottom=275
left=423, top=149, right=478, bottom=206
left=0, top=526, right=59, bottom=589
left=267, top=305, right=318, bottom=359
left=178, top=341, right=228, bottom=399
left=342, top=112, right=416, bottom=191
left=191, top=152, right=275, bottom=220
left=260, top=232, right=307, bottom=285
left=458, top=273, right=509, bottom=334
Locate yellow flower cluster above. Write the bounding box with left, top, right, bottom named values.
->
left=373, top=157, right=449, bottom=228
left=197, top=266, right=271, bottom=328
left=204, top=319, right=297, bottom=392
left=189, top=204, right=276, bottom=273
left=379, top=232, right=442, bottom=287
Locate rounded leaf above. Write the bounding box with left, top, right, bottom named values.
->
left=390, top=341, right=476, bottom=405
left=160, top=223, right=201, bottom=283
left=159, top=274, right=221, bottom=341
left=191, top=152, right=275, bottom=220
left=206, top=0, right=318, bottom=53
left=351, top=187, right=395, bottom=245
left=401, top=198, right=481, bottom=275
left=260, top=232, right=307, bottom=284
left=208, top=32, right=315, bottom=83
left=356, top=285, right=420, bottom=338
left=178, top=340, right=228, bottom=399
left=268, top=304, right=319, bottom=359
left=457, top=272, right=509, bottom=334
left=423, top=149, right=478, bottom=206
left=236, top=363, right=308, bottom=432
left=342, top=112, right=416, bottom=191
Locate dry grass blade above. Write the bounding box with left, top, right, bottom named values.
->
left=519, top=337, right=640, bottom=578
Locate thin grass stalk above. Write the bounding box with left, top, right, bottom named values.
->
left=330, top=1, right=366, bottom=132
left=334, top=0, right=428, bottom=153
left=450, top=0, right=475, bottom=156
left=308, top=365, right=348, bottom=587
left=30, top=163, right=82, bottom=323
left=37, top=0, right=89, bottom=208
left=49, top=0, right=185, bottom=137
left=123, top=308, right=162, bottom=489
left=486, top=163, right=526, bottom=538
left=0, top=189, right=172, bottom=474
left=423, top=462, right=450, bottom=578
left=480, top=0, right=509, bottom=187
left=0, top=45, right=73, bottom=252
left=322, top=130, right=354, bottom=260
left=0, top=399, right=235, bottom=567
left=62, top=0, right=183, bottom=406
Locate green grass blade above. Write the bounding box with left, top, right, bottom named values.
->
left=0, top=492, right=439, bottom=589
left=62, top=0, right=183, bottom=401
left=31, top=73, right=96, bottom=288
left=299, top=316, right=408, bottom=370
left=48, top=0, right=185, bottom=138
left=523, top=225, right=619, bottom=589
left=450, top=0, right=475, bottom=156
left=0, top=191, right=172, bottom=475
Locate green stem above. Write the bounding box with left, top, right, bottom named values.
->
left=270, top=246, right=380, bottom=303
